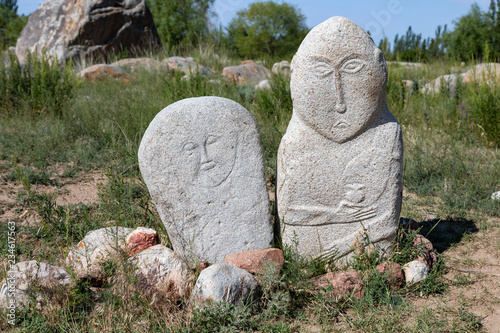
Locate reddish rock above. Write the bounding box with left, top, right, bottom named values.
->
left=223, top=248, right=284, bottom=275
left=125, top=227, right=159, bottom=255
left=412, top=235, right=438, bottom=270
left=78, top=64, right=131, bottom=82
left=376, top=262, right=404, bottom=289
left=314, top=270, right=364, bottom=300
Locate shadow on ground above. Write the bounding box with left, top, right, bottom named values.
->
left=416, top=217, right=479, bottom=253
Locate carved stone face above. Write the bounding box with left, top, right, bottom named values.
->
left=170, top=120, right=238, bottom=187
left=291, top=17, right=388, bottom=143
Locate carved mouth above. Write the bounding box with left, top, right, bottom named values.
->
left=332, top=120, right=349, bottom=129
left=200, top=161, right=216, bottom=170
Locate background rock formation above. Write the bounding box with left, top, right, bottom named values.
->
left=15, top=0, right=161, bottom=64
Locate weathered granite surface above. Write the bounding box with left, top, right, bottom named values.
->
left=190, top=263, right=258, bottom=307
left=277, top=17, right=403, bottom=261
left=129, top=245, right=194, bottom=299
left=139, top=97, right=273, bottom=266
left=0, top=261, right=71, bottom=308
left=15, top=0, right=160, bottom=63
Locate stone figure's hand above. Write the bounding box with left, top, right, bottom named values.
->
left=332, top=200, right=377, bottom=222
left=284, top=201, right=377, bottom=226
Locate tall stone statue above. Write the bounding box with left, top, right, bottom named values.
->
left=277, top=17, right=403, bottom=261
left=139, top=97, right=273, bottom=266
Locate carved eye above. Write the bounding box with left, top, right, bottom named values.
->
left=183, top=142, right=196, bottom=153
left=313, top=62, right=334, bottom=77
left=340, top=59, right=365, bottom=74
left=206, top=135, right=217, bottom=145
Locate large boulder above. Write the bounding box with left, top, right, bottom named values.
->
left=462, top=63, right=500, bottom=84
left=222, top=60, right=271, bottom=85
left=0, top=261, right=71, bottom=308
left=420, top=74, right=467, bottom=94
left=15, top=0, right=161, bottom=64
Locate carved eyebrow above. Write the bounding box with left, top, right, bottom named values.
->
left=310, top=56, right=333, bottom=64
left=310, top=54, right=364, bottom=66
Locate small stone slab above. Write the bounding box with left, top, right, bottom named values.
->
left=223, top=248, right=284, bottom=275
left=277, top=16, right=403, bottom=261
left=129, top=245, right=194, bottom=299
left=222, top=60, right=271, bottom=85
left=78, top=64, right=131, bottom=82
left=139, top=96, right=273, bottom=266
left=190, top=263, right=258, bottom=307
left=0, top=261, right=71, bottom=308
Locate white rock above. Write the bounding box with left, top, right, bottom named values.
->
left=491, top=191, right=500, bottom=200
left=277, top=17, right=403, bottom=261
left=0, top=261, right=71, bottom=308
left=66, top=226, right=134, bottom=279
left=161, top=56, right=211, bottom=76
left=190, top=263, right=258, bottom=307
left=139, top=97, right=273, bottom=266
left=420, top=74, right=467, bottom=95
left=403, top=260, right=429, bottom=284
left=129, top=245, right=194, bottom=299
left=255, top=79, right=271, bottom=90
left=111, top=58, right=161, bottom=73
left=272, top=60, right=291, bottom=77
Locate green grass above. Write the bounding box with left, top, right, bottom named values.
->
left=0, top=50, right=498, bottom=332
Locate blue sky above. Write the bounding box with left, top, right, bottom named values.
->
left=17, top=0, right=492, bottom=44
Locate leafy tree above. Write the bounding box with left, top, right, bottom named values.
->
left=443, top=4, right=488, bottom=61
left=226, top=1, right=308, bottom=59
left=0, top=0, right=27, bottom=50
left=146, top=0, right=215, bottom=46
left=0, top=0, right=17, bottom=13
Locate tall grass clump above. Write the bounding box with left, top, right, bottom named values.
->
left=464, top=80, right=500, bottom=146
left=0, top=51, right=76, bottom=118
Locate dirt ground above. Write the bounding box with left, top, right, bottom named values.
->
left=1, top=169, right=499, bottom=332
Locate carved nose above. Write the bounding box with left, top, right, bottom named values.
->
left=200, top=144, right=211, bottom=164
left=334, top=72, right=346, bottom=113
left=335, top=103, right=346, bottom=113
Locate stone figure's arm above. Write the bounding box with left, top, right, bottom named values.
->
left=283, top=200, right=377, bottom=226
